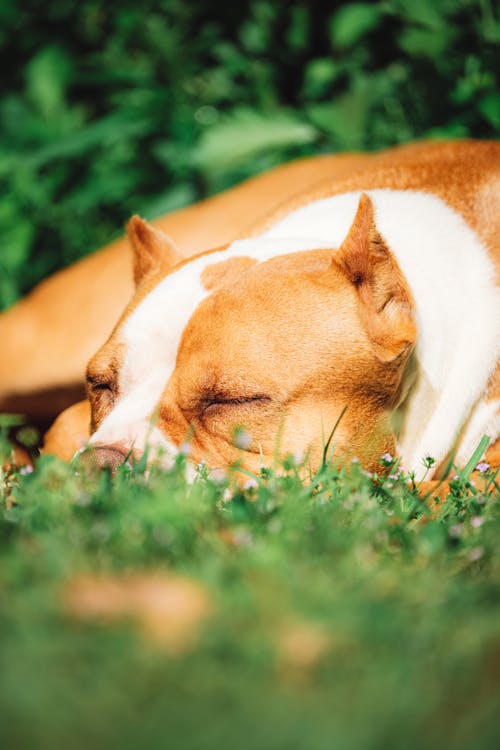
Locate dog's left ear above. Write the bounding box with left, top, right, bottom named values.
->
left=334, top=193, right=417, bottom=362
left=127, top=216, right=182, bottom=286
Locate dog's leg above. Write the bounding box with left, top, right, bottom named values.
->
left=42, top=400, right=91, bottom=462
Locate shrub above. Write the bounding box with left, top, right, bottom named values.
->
left=0, top=0, right=498, bottom=307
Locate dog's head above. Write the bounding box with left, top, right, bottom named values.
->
left=85, top=194, right=416, bottom=474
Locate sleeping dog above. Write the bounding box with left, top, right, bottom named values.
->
left=2, top=140, right=499, bottom=479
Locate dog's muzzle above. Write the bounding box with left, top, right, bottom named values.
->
left=74, top=445, right=131, bottom=475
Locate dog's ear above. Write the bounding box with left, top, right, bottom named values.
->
left=334, top=193, right=417, bottom=362
left=127, top=216, right=182, bottom=286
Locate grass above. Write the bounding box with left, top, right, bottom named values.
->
left=1, top=444, right=500, bottom=750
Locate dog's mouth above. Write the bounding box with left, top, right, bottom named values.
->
left=73, top=434, right=189, bottom=478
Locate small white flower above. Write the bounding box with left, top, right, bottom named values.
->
left=243, top=477, right=259, bottom=490
left=232, top=529, right=253, bottom=547
left=471, top=516, right=484, bottom=528
left=449, top=524, right=463, bottom=539
left=234, top=429, right=252, bottom=450
left=267, top=518, right=282, bottom=534
left=468, top=547, right=484, bottom=562
left=210, top=468, right=228, bottom=485
left=74, top=492, right=91, bottom=507
left=178, top=441, right=191, bottom=456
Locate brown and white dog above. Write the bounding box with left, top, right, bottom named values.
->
left=1, top=140, right=499, bottom=479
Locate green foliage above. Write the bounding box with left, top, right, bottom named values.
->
left=0, top=0, right=498, bottom=308
left=1, top=454, right=500, bottom=749
left=193, top=107, right=317, bottom=176
left=329, top=3, right=382, bottom=49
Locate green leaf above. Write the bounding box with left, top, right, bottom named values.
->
left=193, top=108, right=318, bottom=176
left=25, top=46, right=72, bottom=120
left=0, top=275, right=19, bottom=309
left=479, top=93, right=500, bottom=128
left=307, top=87, right=370, bottom=149
left=286, top=5, right=310, bottom=51
left=0, top=199, right=34, bottom=272
left=139, top=184, right=197, bottom=220
left=302, top=58, right=341, bottom=99
left=399, top=26, right=455, bottom=59
left=390, top=0, right=450, bottom=29
left=459, top=435, right=490, bottom=482
left=329, top=3, right=381, bottom=49
left=0, top=414, right=25, bottom=428
left=424, top=123, right=469, bottom=139
left=11, top=114, right=150, bottom=171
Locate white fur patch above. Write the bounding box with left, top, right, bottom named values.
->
left=91, top=189, right=500, bottom=476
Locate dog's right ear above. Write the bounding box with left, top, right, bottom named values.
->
left=127, top=215, right=182, bottom=286
left=334, top=193, right=417, bottom=362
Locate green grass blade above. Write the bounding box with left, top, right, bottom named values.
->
left=459, top=434, right=490, bottom=481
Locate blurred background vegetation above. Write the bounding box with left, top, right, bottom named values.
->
left=1, top=0, right=498, bottom=309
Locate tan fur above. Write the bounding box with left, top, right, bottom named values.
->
left=43, top=400, right=90, bottom=461
left=201, top=256, right=258, bottom=291
left=127, top=215, right=182, bottom=285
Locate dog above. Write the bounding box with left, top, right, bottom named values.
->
left=1, top=140, right=499, bottom=481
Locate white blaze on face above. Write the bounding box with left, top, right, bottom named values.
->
left=88, top=237, right=330, bottom=456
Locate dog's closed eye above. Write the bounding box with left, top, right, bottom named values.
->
left=202, top=394, right=271, bottom=414
left=86, top=373, right=117, bottom=431
left=86, top=376, right=114, bottom=394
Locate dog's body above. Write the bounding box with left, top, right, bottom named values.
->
left=2, top=140, right=499, bottom=477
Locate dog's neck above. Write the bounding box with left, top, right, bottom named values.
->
left=262, top=189, right=500, bottom=477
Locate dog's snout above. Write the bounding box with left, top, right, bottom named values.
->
left=76, top=445, right=130, bottom=474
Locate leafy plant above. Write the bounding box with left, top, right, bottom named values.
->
left=0, top=0, right=498, bottom=308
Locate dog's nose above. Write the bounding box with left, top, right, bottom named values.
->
left=76, top=445, right=130, bottom=474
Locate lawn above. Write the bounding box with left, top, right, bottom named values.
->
left=1, top=444, right=500, bottom=750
